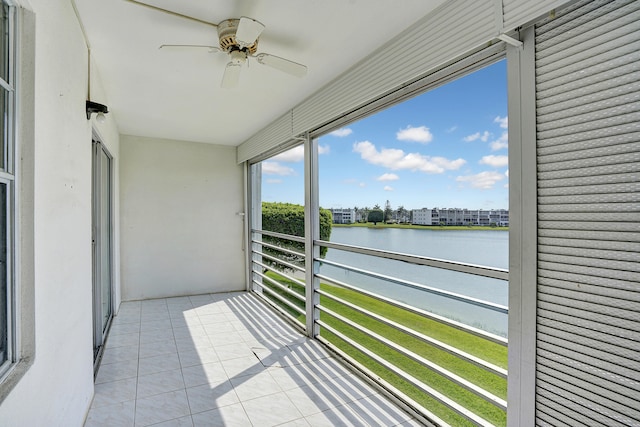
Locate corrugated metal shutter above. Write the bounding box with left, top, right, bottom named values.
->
left=502, top=0, right=571, bottom=31
left=237, top=0, right=585, bottom=164
left=291, top=0, right=496, bottom=137
left=236, top=111, right=294, bottom=164
left=534, top=0, right=640, bottom=425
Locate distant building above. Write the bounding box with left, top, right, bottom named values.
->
left=411, top=207, right=509, bottom=226
left=331, top=208, right=356, bottom=224
left=411, top=208, right=435, bottom=225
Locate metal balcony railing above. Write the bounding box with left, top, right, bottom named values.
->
left=249, top=228, right=508, bottom=427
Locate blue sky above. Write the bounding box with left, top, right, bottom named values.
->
left=260, top=60, right=508, bottom=211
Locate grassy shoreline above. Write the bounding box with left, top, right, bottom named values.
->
left=333, top=222, right=508, bottom=231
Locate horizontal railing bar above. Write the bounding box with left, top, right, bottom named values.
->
left=253, top=228, right=305, bottom=244
left=316, top=320, right=496, bottom=427
left=251, top=270, right=305, bottom=301
left=315, top=335, right=451, bottom=427
left=252, top=260, right=306, bottom=288
left=316, top=273, right=508, bottom=346
left=253, top=249, right=306, bottom=273
left=251, top=276, right=305, bottom=316
left=251, top=289, right=305, bottom=330
left=318, top=305, right=507, bottom=411
left=317, top=288, right=508, bottom=379
left=251, top=238, right=305, bottom=259
left=252, top=269, right=306, bottom=304
left=251, top=276, right=305, bottom=314
left=316, top=239, right=509, bottom=281
left=319, top=258, right=508, bottom=314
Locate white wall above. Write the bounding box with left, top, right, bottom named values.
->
left=120, top=135, right=245, bottom=301
left=0, top=0, right=121, bottom=425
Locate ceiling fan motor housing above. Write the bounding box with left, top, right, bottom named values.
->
left=217, top=19, right=258, bottom=54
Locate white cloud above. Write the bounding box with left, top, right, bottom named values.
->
left=376, top=173, right=399, bottom=181
left=266, top=179, right=282, bottom=184
left=490, top=131, right=508, bottom=151
left=463, top=133, right=480, bottom=142
left=396, top=125, right=433, bottom=143
left=271, top=144, right=330, bottom=162
left=262, top=161, right=295, bottom=176
left=353, top=141, right=466, bottom=174
left=272, top=146, right=303, bottom=162
left=446, top=126, right=458, bottom=133
left=505, top=169, right=509, bottom=177
left=383, top=185, right=394, bottom=191
left=329, top=128, right=353, bottom=137
left=495, top=115, right=508, bottom=129
left=479, top=155, right=509, bottom=168
left=359, top=182, right=366, bottom=188
left=456, top=171, right=506, bottom=189
left=463, top=131, right=491, bottom=143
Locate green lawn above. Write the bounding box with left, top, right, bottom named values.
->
left=261, top=271, right=507, bottom=426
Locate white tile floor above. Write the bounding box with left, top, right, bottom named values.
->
left=85, top=292, right=424, bottom=427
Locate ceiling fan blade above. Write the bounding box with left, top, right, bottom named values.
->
left=255, top=53, right=307, bottom=78
left=221, top=62, right=242, bottom=88
left=159, top=44, right=221, bottom=53
left=235, top=16, right=265, bottom=47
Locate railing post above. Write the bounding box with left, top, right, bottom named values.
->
left=507, top=26, right=537, bottom=427
left=304, top=134, right=320, bottom=337
left=249, top=162, right=263, bottom=294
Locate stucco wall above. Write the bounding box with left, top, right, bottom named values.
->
left=120, top=135, right=245, bottom=301
left=0, top=0, right=121, bottom=425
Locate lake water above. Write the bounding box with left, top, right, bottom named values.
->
left=321, top=227, right=509, bottom=337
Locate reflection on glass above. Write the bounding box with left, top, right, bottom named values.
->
left=0, top=89, right=6, bottom=170
left=0, top=4, right=8, bottom=84
left=0, top=183, right=7, bottom=365
left=99, top=150, right=111, bottom=332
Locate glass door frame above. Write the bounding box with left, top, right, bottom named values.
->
left=91, top=135, right=114, bottom=370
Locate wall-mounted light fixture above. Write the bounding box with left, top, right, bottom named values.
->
left=86, top=100, right=109, bottom=123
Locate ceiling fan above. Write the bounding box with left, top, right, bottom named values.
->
left=124, top=0, right=307, bottom=88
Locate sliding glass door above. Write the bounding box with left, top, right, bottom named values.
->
left=92, top=139, right=113, bottom=365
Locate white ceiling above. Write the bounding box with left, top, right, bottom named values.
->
left=74, top=0, right=445, bottom=146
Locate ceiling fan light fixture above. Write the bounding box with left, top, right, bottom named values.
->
left=229, top=49, right=247, bottom=65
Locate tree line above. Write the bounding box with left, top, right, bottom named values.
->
left=353, top=200, right=411, bottom=225
left=261, top=202, right=332, bottom=271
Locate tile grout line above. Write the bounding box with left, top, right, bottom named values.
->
left=133, top=299, right=142, bottom=426
left=173, top=297, right=196, bottom=423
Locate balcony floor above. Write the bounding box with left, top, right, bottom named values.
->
left=85, top=292, right=423, bottom=427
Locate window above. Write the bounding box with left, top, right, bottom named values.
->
left=247, top=144, right=308, bottom=328
left=312, top=61, right=509, bottom=425
left=0, top=0, right=15, bottom=379
left=246, top=52, right=510, bottom=425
